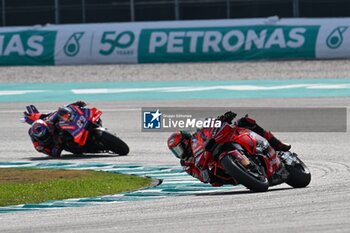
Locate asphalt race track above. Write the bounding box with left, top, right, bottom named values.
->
left=0, top=61, right=350, bottom=232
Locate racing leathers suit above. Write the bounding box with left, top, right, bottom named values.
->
left=24, top=101, right=86, bottom=157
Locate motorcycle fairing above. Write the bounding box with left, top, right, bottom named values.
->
left=58, top=106, right=102, bottom=146
left=232, top=127, right=281, bottom=178
left=232, top=128, right=257, bottom=155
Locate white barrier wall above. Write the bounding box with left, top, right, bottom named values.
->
left=0, top=18, right=349, bottom=65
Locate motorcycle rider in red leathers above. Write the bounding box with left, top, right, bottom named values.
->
left=167, top=111, right=291, bottom=186
left=23, top=101, right=87, bottom=158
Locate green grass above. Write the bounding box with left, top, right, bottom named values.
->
left=0, top=168, right=152, bottom=207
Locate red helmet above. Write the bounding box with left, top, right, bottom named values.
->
left=167, top=131, right=192, bottom=160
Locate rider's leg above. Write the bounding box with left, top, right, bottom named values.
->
left=237, top=116, right=291, bottom=152
left=263, top=130, right=291, bottom=152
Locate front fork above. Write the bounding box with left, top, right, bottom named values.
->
left=218, top=149, right=251, bottom=167
left=219, top=149, right=293, bottom=186
left=268, top=151, right=297, bottom=186
left=219, top=150, right=267, bottom=182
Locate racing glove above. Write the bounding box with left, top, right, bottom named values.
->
left=217, top=111, right=237, bottom=124
left=236, top=114, right=257, bottom=128
left=21, top=105, right=43, bottom=125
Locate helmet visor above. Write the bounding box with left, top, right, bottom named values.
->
left=170, top=143, right=184, bottom=159
left=32, top=122, right=47, bottom=138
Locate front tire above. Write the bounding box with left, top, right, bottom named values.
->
left=286, top=156, right=311, bottom=188
left=98, top=130, right=129, bottom=155
left=220, top=155, right=269, bottom=192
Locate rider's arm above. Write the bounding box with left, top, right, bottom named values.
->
left=180, top=159, right=210, bottom=183
left=236, top=115, right=257, bottom=128
left=31, top=140, right=62, bottom=158
left=23, top=112, right=51, bottom=125
left=30, top=127, right=63, bottom=158
left=22, top=105, right=52, bottom=125
left=46, top=111, right=60, bottom=124
left=33, top=141, right=63, bottom=158
left=32, top=140, right=50, bottom=155
left=210, top=122, right=235, bottom=144
left=216, top=111, right=237, bottom=124
left=46, top=101, right=86, bottom=124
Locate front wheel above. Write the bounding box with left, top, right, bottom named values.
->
left=220, top=155, right=269, bottom=192
left=286, top=156, right=311, bottom=188
left=98, top=130, right=129, bottom=155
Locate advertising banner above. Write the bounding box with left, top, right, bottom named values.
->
left=315, top=19, right=350, bottom=59
left=54, top=25, right=139, bottom=65
left=0, top=30, right=56, bottom=66
left=138, top=25, right=318, bottom=63
left=0, top=18, right=350, bottom=66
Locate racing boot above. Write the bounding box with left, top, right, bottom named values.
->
left=264, top=131, right=291, bottom=152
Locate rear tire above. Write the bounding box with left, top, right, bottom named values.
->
left=99, top=130, right=129, bottom=155
left=221, top=155, right=269, bottom=192
left=286, top=157, right=311, bottom=188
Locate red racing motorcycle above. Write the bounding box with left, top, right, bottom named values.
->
left=193, top=126, right=311, bottom=192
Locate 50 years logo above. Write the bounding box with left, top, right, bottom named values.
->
left=99, top=31, right=135, bottom=56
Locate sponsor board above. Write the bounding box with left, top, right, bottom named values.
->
left=55, top=27, right=139, bottom=65
left=0, top=30, right=56, bottom=65
left=138, top=25, right=318, bottom=63
left=0, top=18, right=350, bottom=65
left=316, top=20, right=350, bottom=58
